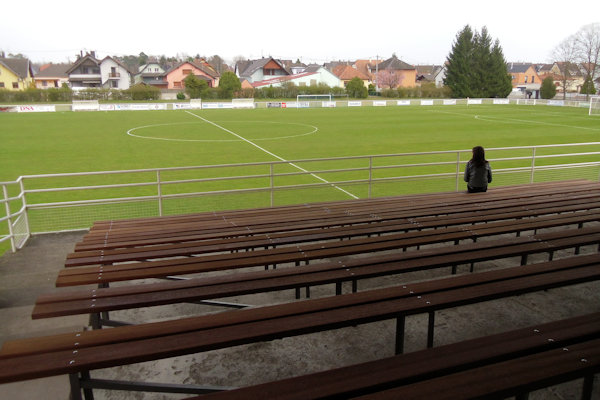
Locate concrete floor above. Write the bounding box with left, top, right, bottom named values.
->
left=0, top=230, right=599, bottom=400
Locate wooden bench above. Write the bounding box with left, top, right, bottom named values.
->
left=65, top=194, right=600, bottom=266
left=185, top=312, right=600, bottom=400
left=34, top=224, right=600, bottom=326
left=54, top=221, right=600, bottom=288
left=77, top=182, right=600, bottom=252
left=2, top=253, right=599, bottom=400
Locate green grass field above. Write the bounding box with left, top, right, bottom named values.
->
left=1, top=103, right=599, bottom=254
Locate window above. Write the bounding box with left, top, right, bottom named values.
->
left=174, top=81, right=182, bottom=88
left=0, top=82, right=4, bottom=88
left=154, top=68, right=159, bottom=72
left=531, top=76, right=535, bottom=83
left=12, top=82, right=19, bottom=89
left=111, top=80, right=118, bottom=88
left=182, top=69, right=192, bottom=75
left=524, top=76, right=528, bottom=83
left=42, top=80, right=48, bottom=87
left=54, top=81, right=59, bottom=88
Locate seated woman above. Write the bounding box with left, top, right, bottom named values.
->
left=464, top=146, right=492, bottom=193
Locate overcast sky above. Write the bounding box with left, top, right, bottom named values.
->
left=2, top=0, right=599, bottom=65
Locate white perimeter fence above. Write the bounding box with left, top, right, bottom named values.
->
left=2, top=142, right=600, bottom=253
left=1, top=97, right=595, bottom=112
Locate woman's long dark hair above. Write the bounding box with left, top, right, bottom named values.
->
left=471, top=146, right=487, bottom=167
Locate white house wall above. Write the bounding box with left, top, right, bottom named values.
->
left=101, top=59, right=131, bottom=89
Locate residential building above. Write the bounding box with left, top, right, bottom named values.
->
left=415, top=65, right=443, bottom=85
left=100, top=57, right=132, bottom=89
left=135, top=62, right=167, bottom=88
left=0, top=57, right=35, bottom=90
left=235, top=57, right=290, bottom=83
left=34, top=63, right=70, bottom=89
left=375, top=55, right=417, bottom=88
left=332, top=65, right=370, bottom=88
left=165, top=61, right=220, bottom=90
left=251, top=65, right=341, bottom=89
left=508, top=63, right=542, bottom=98
left=67, top=52, right=102, bottom=90
left=354, top=59, right=383, bottom=84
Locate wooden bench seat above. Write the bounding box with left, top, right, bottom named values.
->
left=185, top=312, right=600, bottom=400
left=78, top=183, right=600, bottom=250
left=66, top=196, right=600, bottom=266
left=3, top=252, right=599, bottom=387
left=55, top=220, right=600, bottom=287
left=35, top=224, right=600, bottom=321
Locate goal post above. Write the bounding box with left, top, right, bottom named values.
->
left=232, top=98, right=255, bottom=109
left=72, top=100, right=99, bottom=111
left=296, top=94, right=333, bottom=108
left=589, top=96, right=600, bottom=116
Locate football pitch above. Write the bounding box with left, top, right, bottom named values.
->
left=1, top=104, right=599, bottom=183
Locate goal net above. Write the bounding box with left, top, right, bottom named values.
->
left=589, top=96, right=600, bottom=116
left=297, top=94, right=332, bottom=108
left=232, top=98, right=255, bottom=109
left=72, top=100, right=99, bottom=111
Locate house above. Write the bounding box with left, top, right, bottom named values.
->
left=235, top=57, right=290, bottom=83
left=100, top=56, right=132, bottom=89
left=67, top=52, right=102, bottom=90
left=135, top=61, right=168, bottom=88
left=354, top=59, right=383, bottom=84
left=332, top=65, right=370, bottom=88
left=289, top=60, right=307, bottom=75
left=164, top=61, right=220, bottom=90
left=251, top=65, right=341, bottom=89
left=415, top=65, right=443, bottom=85
left=375, top=55, right=417, bottom=89
left=0, top=57, right=35, bottom=90
left=553, top=62, right=585, bottom=93
left=34, top=63, right=70, bottom=89
left=433, top=65, right=446, bottom=88
left=508, top=63, right=542, bottom=98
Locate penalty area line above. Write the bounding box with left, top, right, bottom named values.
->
left=185, top=111, right=359, bottom=199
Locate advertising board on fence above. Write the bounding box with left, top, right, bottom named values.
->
left=443, top=99, right=457, bottom=105
left=468, top=99, right=483, bottom=105
left=174, top=103, right=192, bottom=110
left=397, top=100, right=411, bottom=106
left=17, top=105, right=56, bottom=112
left=348, top=101, right=362, bottom=107
left=493, top=99, right=510, bottom=105
left=202, top=102, right=234, bottom=109
left=322, top=101, right=336, bottom=108
left=373, top=101, right=387, bottom=107
left=420, top=100, right=434, bottom=106
left=548, top=100, right=565, bottom=106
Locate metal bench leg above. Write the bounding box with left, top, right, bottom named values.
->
left=352, top=279, right=357, bottom=293
left=395, top=315, right=406, bottom=355
left=427, top=311, right=435, bottom=348
left=581, top=373, right=594, bottom=400
left=89, top=313, right=101, bottom=330
left=69, top=373, right=83, bottom=400
left=336, top=282, right=342, bottom=295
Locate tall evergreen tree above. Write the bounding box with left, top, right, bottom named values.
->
left=488, top=39, right=513, bottom=97
left=444, top=25, right=511, bottom=98
left=444, top=25, right=475, bottom=98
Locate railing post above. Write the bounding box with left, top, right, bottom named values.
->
left=368, top=156, right=373, bottom=199
left=530, top=147, right=537, bottom=184
left=456, top=151, right=461, bottom=192
left=2, top=184, right=16, bottom=253
left=18, top=178, right=30, bottom=246
left=156, top=170, right=163, bottom=217
left=270, top=164, right=274, bottom=207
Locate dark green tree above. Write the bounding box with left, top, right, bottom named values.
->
left=345, top=77, right=368, bottom=98
left=540, top=76, right=557, bottom=99
left=218, top=71, right=242, bottom=98
left=580, top=76, right=596, bottom=95
left=184, top=74, right=208, bottom=99
left=444, top=25, right=511, bottom=98
left=444, top=25, right=476, bottom=98
left=487, top=39, right=513, bottom=97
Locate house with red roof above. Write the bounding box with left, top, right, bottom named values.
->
left=165, top=61, right=220, bottom=90
left=34, top=63, right=70, bottom=89
left=332, top=65, right=370, bottom=88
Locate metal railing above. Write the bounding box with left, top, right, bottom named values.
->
left=2, top=142, right=600, bottom=253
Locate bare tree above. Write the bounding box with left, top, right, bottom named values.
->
left=575, top=23, right=600, bottom=99
left=376, top=69, right=401, bottom=89
left=552, top=35, right=579, bottom=99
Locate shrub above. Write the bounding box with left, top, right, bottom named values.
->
left=176, top=92, right=186, bottom=100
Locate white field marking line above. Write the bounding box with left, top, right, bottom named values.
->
left=428, top=109, right=600, bottom=131
left=127, top=121, right=318, bottom=142
left=185, top=111, right=359, bottom=199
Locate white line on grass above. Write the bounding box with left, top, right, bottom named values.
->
left=428, top=109, right=600, bottom=131
left=185, top=110, right=359, bottom=199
